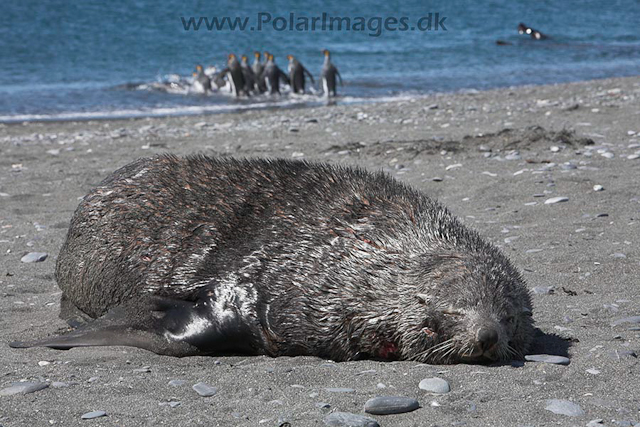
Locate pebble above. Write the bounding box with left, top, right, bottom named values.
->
left=418, top=377, right=450, bottom=394
left=586, top=368, right=600, bottom=375
left=627, top=153, right=640, bottom=160
left=544, top=197, right=569, bottom=205
left=544, top=399, right=584, bottom=417
left=159, top=400, right=181, bottom=408
left=325, top=387, right=355, bottom=393
left=586, top=419, right=604, bottom=427
left=20, top=252, right=48, bottom=263
left=324, top=412, right=380, bottom=427
left=168, top=379, right=186, bottom=387
left=51, top=382, right=70, bottom=388
left=601, top=152, right=614, bottom=159
left=611, top=316, right=640, bottom=327
left=81, top=411, right=107, bottom=420
left=364, top=396, right=420, bottom=415
left=38, top=361, right=51, bottom=367
left=133, top=366, right=151, bottom=373
left=532, top=286, right=554, bottom=295
left=593, top=185, right=604, bottom=191
left=431, top=177, right=443, bottom=182
left=525, top=354, right=570, bottom=365
left=550, top=146, right=560, bottom=152
left=445, top=163, right=462, bottom=171
left=0, top=381, right=49, bottom=396
left=192, top=382, right=218, bottom=397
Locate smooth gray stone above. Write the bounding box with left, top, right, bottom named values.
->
left=419, top=377, right=450, bottom=394
left=325, top=388, right=355, bottom=393
left=544, top=399, right=584, bottom=417
left=525, top=354, right=570, bottom=365
left=81, top=411, right=107, bottom=419
left=544, top=196, right=569, bottom=204
left=364, top=396, right=420, bottom=415
left=324, top=412, right=380, bottom=427
left=532, top=286, right=554, bottom=295
left=611, top=316, right=640, bottom=327
left=20, top=252, right=48, bottom=263
left=168, top=379, right=186, bottom=387
left=51, top=382, right=69, bottom=388
left=0, top=381, right=49, bottom=396
left=192, top=382, right=217, bottom=397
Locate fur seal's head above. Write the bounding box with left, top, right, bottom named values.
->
left=397, top=250, right=534, bottom=364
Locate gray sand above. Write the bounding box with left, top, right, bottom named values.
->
left=1, top=76, right=639, bottom=426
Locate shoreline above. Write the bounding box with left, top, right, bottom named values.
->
left=1, top=74, right=639, bottom=426
left=1, top=74, right=638, bottom=125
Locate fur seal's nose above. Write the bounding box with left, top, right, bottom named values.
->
left=477, top=328, right=498, bottom=352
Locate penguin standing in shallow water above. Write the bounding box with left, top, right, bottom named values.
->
left=252, top=52, right=266, bottom=93
left=192, top=65, right=212, bottom=93
left=320, top=49, right=342, bottom=97
left=262, top=54, right=290, bottom=95
left=240, top=55, right=257, bottom=94
left=287, top=55, right=315, bottom=94
left=221, top=54, right=247, bottom=97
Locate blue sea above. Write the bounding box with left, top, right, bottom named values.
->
left=1, top=0, right=639, bottom=122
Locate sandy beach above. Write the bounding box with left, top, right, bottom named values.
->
left=1, top=76, right=639, bottom=426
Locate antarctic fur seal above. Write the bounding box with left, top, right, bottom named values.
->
left=11, top=155, right=534, bottom=363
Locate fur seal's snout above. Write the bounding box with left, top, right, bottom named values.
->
left=477, top=327, right=499, bottom=353
left=10, top=155, right=535, bottom=364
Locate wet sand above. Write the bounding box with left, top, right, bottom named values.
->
left=1, top=76, right=639, bottom=426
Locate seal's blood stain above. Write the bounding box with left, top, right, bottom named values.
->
left=379, top=342, right=398, bottom=359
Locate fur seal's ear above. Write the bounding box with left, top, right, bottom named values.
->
left=416, top=294, right=431, bottom=305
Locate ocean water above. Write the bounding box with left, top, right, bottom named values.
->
left=1, top=0, right=639, bottom=122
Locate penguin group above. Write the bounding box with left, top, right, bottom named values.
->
left=189, top=50, right=342, bottom=98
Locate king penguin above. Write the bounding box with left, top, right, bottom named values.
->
left=252, top=51, right=266, bottom=93
left=287, top=54, right=315, bottom=94
left=221, top=54, right=247, bottom=97
left=262, top=54, right=290, bottom=95
left=320, top=49, right=342, bottom=97
left=240, top=55, right=257, bottom=94
left=192, top=64, right=212, bottom=93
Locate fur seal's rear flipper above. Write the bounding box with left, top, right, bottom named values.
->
left=9, top=302, right=200, bottom=356
left=10, top=294, right=264, bottom=357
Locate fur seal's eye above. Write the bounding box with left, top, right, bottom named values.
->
left=503, top=316, right=515, bottom=324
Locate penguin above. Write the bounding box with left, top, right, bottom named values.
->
left=192, top=65, right=212, bottom=94
left=220, top=54, right=247, bottom=97
left=320, top=49, right=342, bottom=97
left=517, top=23, right=548, bottom=40
left=287, top=55, right=315, bottom=94
left=204, top=66, right=226, bottom=90
left=240, top=55, right=257, bottom=94
left=262, top=54, right=290, bottom=95
left=252, top=52, right=266, bottom=93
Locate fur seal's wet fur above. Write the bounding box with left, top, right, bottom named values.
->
left=11, top=155, right=534, bottom=363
